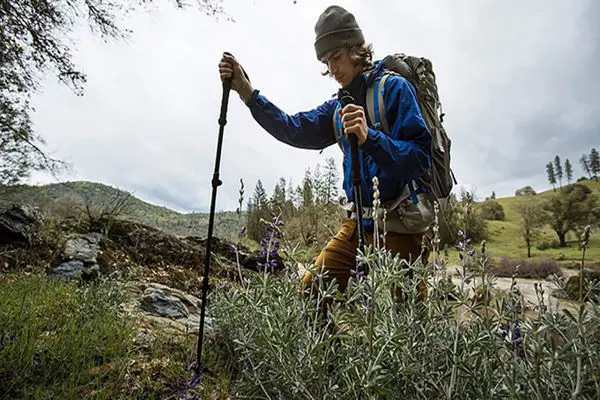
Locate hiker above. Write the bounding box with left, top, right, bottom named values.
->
left=218, top=5, right=435, bottom=297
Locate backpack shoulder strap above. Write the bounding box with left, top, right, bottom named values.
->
left=332, top=102, right=346, bottom=154
left=366, top=74, right=390, bottom=134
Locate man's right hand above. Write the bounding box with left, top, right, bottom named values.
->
left=219, top=53, right=254, bottom=104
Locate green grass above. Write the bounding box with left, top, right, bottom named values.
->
left=480, top=179, right=600, bottom=263
left=0, top=274, right=135, bottom=399
left=0, top=272, right=235, bottom=399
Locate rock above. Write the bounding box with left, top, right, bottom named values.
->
left=50, top=260, right=100, bottom=280
left=123, top=281, right=210, bottom=337
left=141, top=288, right=191, bottom=319
left=0, top=204, right=43, bottom=244
left=62, top=232, right=103, bottom=263
left=49, top=232, right=104, bottom=281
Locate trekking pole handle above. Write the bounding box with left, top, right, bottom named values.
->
left=222, top=51, right=234, bottom=92
left=340, top=92, right=361, bottom=182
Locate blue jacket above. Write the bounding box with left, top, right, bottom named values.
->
left=245, top=60, right=432, bottom=231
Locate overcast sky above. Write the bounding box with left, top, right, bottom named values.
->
left=28, top=0, right=600, bottom=213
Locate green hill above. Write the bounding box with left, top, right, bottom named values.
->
left=482, top=179, right=600, bottom=263
left=0, top=181, right=243, bottom=239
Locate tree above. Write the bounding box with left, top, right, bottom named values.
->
left=546, top=162, right=556, bottom=191
left=579, top=154, right=593, bottom=179
left=590, top=148, right=600, bottom=180
left=553, top=155, right=563, bottom=188
left=271, top=178, right=286, bottom=210
left=543, top=183, right=600, bottom=247
left=517, top=200, right=548, bottom=258
left=301, top=168, right=314, bottom=208
left=246, top=180, right=271, bottom=241
left=515, top=186, right=536, bottom=196
left=322, top=157, right=340, bottom=203
left=564, top=158, right=573, bottom=184
left=479, top=199, right=505, bottom=221
left=1, top=0, right=228, bottom=184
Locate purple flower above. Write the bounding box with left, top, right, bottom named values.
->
left=277, top=220, right=284, bottom=226
left=188, top=373, right=200, bottom=388
left=468, top=249, right=476, bottom=257
left=456, top=242, right=464, bottom=251
left=240, top=226, right=246, bottom=234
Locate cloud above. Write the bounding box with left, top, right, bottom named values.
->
left=28, top=0, right=600, bottom=211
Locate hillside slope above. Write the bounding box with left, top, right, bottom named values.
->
left=0, top=181, right=243, bottom=239
left=485, top=179, right=600, bottom=262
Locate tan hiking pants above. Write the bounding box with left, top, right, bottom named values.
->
left=301, top=217, right=429, bottom=297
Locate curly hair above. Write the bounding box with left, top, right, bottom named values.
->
left=321, top=43, right=374, bottom=77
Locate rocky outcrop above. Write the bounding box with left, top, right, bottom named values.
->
left=124, top=281, right=210, bottom=337
left=49, top=232, right=104, bottom=281
left=0, top=204, right=43, bottom=244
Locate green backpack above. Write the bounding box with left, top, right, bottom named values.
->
left=365, top=53, right=457, bottom=202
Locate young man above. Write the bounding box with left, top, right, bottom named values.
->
left=218, top=5, right=432, bottom=295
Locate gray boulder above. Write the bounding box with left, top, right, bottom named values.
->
left=0, top=204, right=43, bottom=244
left=50, top=260, right=100, bottom=280
left=50, top=232, right=104, bottom=280
left=141, top=288, right=190, bottom=319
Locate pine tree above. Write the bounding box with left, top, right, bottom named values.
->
left=564, top=158, right=573, bottom=184
left=247, top=179, right=271, bottom=241
left=301, top=168, right=314, bottom=208
left=546, top=162, right=556, bottom=191
left=590, top=148, right=600, bottom=180
left=580, top=154, right=593, bottom=179
left=323, top=157, right=340, bottom=203
left=312, top=163, right=326, bottom=204
left=554, top=155, right=563, bottom=188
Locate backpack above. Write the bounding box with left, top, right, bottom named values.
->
left=366, top=53, right=457, bottom=202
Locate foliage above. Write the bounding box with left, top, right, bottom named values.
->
left=245, top=158, right=344, bottom=258
left=0, top=181, right=242, bottom=239
left=554, top=155, right=563, bottom=188
left=543, top=183, right=600, bottom=247
left=208, top=215, right=600, bottom=399
left=516, top=198, right=548, bottom=257
left=565, top=158, right=573, bottom=184
left=479, top=198, right=505, bottom=221
left=581, top=154, right=593, bottom=180
left=0, top=273, right=135, bottom=399
left=0, top=0, right=229, bottom=184
left=488, top=256, right=561, bottom=279
left=591, top=148, right=600, bottom=180
left=515, top=185, right=536, bottom=196
left=438, top=189, right=487, bottom=248
left=546, top=161, right=556, bottom=190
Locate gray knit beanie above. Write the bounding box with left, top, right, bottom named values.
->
left=314, top=5, right=365, bottom=60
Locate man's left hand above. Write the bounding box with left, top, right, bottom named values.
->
left=340, top=104, right=368, bottom=145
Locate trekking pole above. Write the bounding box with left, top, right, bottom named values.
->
left=341, top=91, right=367, bottom=272
left=195, top=51, right=233, bottom=375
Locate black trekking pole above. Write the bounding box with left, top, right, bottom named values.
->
left=340, top=91, right=367, bottom=273
left=195, top=52, right=233, bottom=376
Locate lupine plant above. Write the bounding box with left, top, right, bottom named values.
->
left=202, top=183, right=600, bottom=399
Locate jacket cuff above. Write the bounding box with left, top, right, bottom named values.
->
left=361, top=127, right=382, bottom=153
left=245, top=89, right=262, bottom=108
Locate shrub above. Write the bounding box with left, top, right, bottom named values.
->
left=536, top=239, right=561, bottom=250
left=488, top=257, right=562, bottom=279
left=562, top=270, right=600, bottom=302
left=208, top=238, right=600, bottom=399
left=515, top=186, right=537, bottom=196
left=479, top=199, right=505, bottom=221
